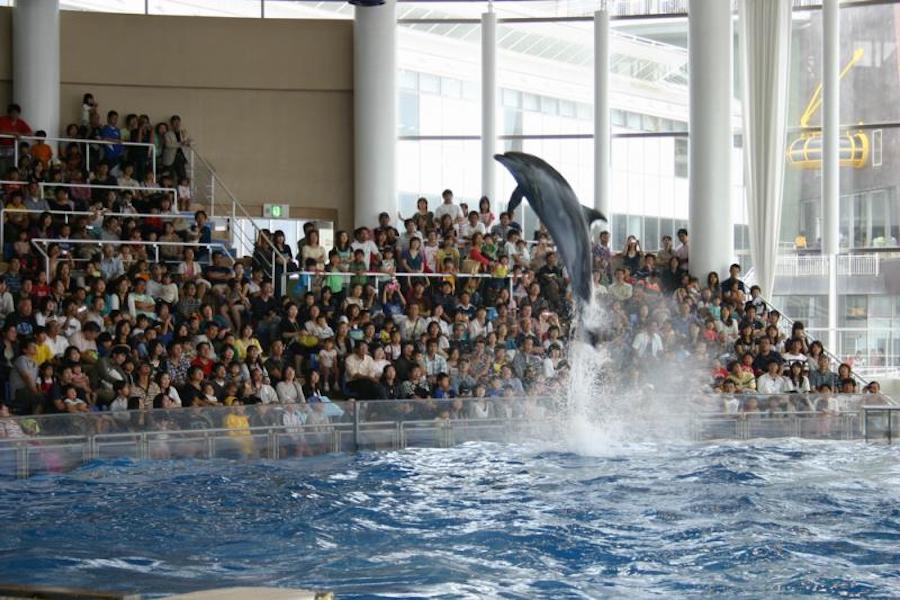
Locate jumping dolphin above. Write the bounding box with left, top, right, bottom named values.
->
left=506, top=184, right=607, bottom=226
left=494, top=151, right=594, bottom=305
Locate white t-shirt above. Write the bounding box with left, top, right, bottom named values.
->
left=351, top=240, right=380, bottom=267
left=434, top=202, right=462, bottom=224
left=757, top=373, right=792, bottom=395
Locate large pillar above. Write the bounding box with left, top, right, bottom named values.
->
left=688, top=0, right=733, bottom=278
left=593, top=8, right=610, bottom=218
left=481, top=8, right=497, bottom=210
left=354, top=0, right=397, bottom=228
left=823, top=0, right=840, bottom=352
left=13, top=0, right=60, bottom=137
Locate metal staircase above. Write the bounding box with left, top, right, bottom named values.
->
left=185, top=147, right=288, bottom=290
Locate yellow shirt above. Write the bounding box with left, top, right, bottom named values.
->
left=224, top=413, right=250, bottom=435
left=435, top=248, right=460, bottom=271
left=223, top=412, right=254, bottom=457
left=35, top=342, right=54, bottom=366
left=233, top=337, right=262, bottom=361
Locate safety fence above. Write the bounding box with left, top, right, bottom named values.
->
left=773, top=253, right=880, bottom=278
left=0, top=207, right=194, bottom=253
left=0, top=393, right=892, bottom=478
left=0, top=180, right=178, bottom=211
left=0, top=133, right=156, bottom=176
left=28, top=237, right=235, bottom=279
left=286, top=269, right=522, bottom=297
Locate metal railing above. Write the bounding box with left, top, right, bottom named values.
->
left=774, top=253, right=880, bottom=277
left=29, top=237, right=235, bottom=279
left=184, top=147, right=287, bottom=288
left=804, top=326, right=900, bottom=378
left=0, top=207, right=196, bottom=253
left=0, top=133, right=156, bottom=176
left=0, top=179, right=177, bottom=206
left=286, top=268, right=521, bottom=296
left=760, top=296, right=871, bottom=388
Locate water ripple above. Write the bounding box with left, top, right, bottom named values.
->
left=0, top=440, right=899, bottom=598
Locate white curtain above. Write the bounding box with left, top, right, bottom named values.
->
left=739, top=0, right=792, bottom=298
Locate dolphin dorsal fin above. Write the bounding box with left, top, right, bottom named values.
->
left=507, top=185, right=525, bottom=214
left=582, top=207, right=608, bottom=225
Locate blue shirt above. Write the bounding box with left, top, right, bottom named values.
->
left=100, top=125, right=124, bottom=158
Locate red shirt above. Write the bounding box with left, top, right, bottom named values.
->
left=0, top=116, right=32, bottom=146
left=191, top=356, right=214, bottom=376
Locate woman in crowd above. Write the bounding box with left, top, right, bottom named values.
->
left=276, top=365, right=306, bottom=404
left=301, top=229, right=326, bottom=270
left=478, top=196, right=495, bottom=228
left=333, top=230, right=353, bottom=262
left=620, top=236, right=642, bottom=275
left=661, top=256, right=684, bottom=294
left=786, top=361, right=811, bottom=393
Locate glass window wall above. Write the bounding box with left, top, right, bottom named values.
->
left=783, top=3, right=900, bottom=249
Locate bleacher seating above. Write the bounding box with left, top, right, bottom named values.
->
left=0, top=99, right=881, bottom=423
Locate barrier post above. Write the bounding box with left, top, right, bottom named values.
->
left=16, top=445, right=28, bottom=479
left=353, top=404, right=360, bottom=452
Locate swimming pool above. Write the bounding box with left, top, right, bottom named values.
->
left=1, top=439, right=899, bottom=598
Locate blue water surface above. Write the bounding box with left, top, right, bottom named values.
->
left=1, top=440, right=900, bottom=599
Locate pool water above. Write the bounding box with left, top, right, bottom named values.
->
left=1, top=440, right=899, bottom=599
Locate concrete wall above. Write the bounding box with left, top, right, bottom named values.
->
left=0, top=10, right=10, bottom=112
left=0, top=8, right=353, bottom=228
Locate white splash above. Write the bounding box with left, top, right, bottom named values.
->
left=556, top=300, right=697, bottom=456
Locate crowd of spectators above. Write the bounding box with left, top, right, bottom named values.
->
left=0, top=99, right=883, bottom=436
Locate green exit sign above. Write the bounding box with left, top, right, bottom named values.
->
left=263, top=204, right=289, bottom=219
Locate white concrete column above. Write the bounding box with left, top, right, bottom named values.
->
left=481, top=8, right=497, bottom=209
left=13, top=0, right=60, bottom=137
left=688, top=0, right=733, bottom=279
left=823, top=0, right=840, bottom=352
left=354, top=0, right=397, bottom=228
left=593, top=8, right=610, bottom=217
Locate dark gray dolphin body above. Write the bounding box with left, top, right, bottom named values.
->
left=507, top=184, right=607, bottom=227
left=494, top=151, right=594, bottom=305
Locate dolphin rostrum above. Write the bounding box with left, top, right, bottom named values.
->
left=507, top=182, right=607, bottom=226
left=494, top=151, right=594, bottom=305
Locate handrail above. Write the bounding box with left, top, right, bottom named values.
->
left=0, top=207, right=195, bottom=253
left=0, top=179, right=177, bottom=205
left=185, top=147, right=288, bottom=288
left=759, top=294, right=870, bottom=387
left=289, top=269, right=513, bottom=280
left=29, top=237, right=234, bottom=279
left=0, top=132, right=156, bottom=176
left=287, top=268, right=521, bottom=296
left=774, top=253, right=880, bottom=277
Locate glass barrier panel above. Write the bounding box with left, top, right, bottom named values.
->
left=0, top=395, right=895, bottom=477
